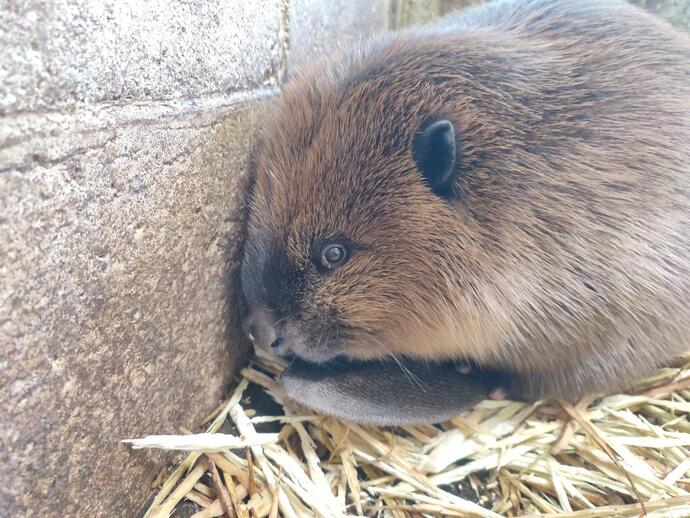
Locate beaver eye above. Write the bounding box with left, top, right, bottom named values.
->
left=320, top=243, right=348, bottom=269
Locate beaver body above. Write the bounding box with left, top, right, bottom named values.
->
left=241, top=0, right=690, bottom=401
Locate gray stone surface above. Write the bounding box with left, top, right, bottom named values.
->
left=287, top=0, right=389, bottom=74
left=0, top=0, right=281, bottom=113
left=391, top=0, right=481, bottom=28
left=0, top=91, right=270, bottom=516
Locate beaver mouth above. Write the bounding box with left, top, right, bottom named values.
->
left=275, top=337, right=344, bottom=364
left=275, top=355, right=508, bottom=426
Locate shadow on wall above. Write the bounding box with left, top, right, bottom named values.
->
left=222, top=124, right=264, bottom=391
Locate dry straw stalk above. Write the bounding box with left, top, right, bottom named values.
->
left=129, top=351, right=690, bottom=517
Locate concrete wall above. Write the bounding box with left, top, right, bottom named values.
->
left=1, top=1, right=687, bottom=517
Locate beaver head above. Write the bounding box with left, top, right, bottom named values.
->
left=240, top=37, right=512, bottom=364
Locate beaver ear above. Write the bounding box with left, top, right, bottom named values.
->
left=412, top=119, right=457, bottom=196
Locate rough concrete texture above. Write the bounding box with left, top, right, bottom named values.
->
left=287, top=0, right=389, bottom=74
left=0, top=93, right=270, bottom=516
left=0, top=0, right=281, bottom=113
left=392, top=0, right=482, bottom=28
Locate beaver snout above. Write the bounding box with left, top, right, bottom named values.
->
left=242, top=305, right=283, bottom=352
left=242, top=306, right=344, bottom=363
left=242, top=305, right=306, bottom=359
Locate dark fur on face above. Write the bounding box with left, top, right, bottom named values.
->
left=241, top=0, right=690, bottom=399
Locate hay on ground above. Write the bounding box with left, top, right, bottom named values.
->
left=128, top=350, right=690, bottom=517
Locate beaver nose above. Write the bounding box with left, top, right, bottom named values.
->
left=270, top=336, right=285, bottom=350
left=242, top=306, right=284, bottom=353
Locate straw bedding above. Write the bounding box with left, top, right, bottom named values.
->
left=127, top=350, right=690, bottom=518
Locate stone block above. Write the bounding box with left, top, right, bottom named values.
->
left=391, top=0, right=483, bottom=27
left=0, top=90, right=270, bottom=516
left=0, top=0, right=281, bottom=113
left=287, top=0, right=389, bottom=74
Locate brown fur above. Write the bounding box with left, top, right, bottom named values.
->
left=241, top=0, right=690, bottom=399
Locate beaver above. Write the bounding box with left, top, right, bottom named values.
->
left=240, top=0, right=690, bottom=411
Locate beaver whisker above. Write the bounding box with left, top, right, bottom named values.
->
left=364, top=332, right=426, bottom=391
